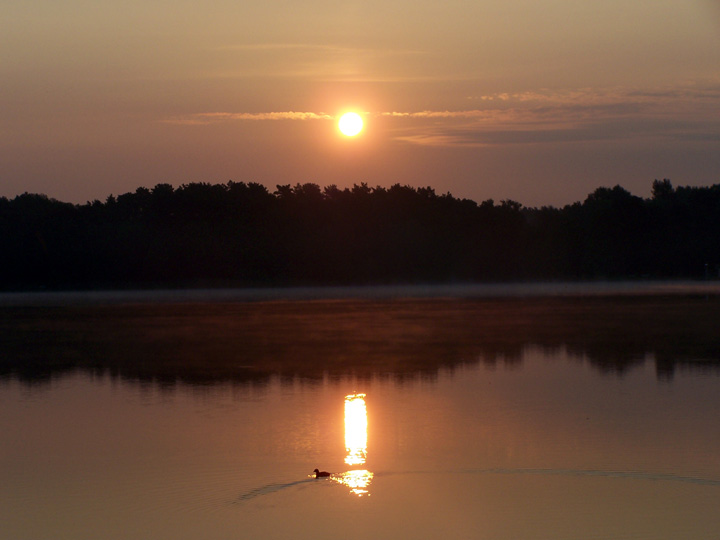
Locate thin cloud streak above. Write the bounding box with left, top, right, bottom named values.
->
left=386, top=84, right=720, bottom=147
left=164, top=83, right=720, bottom=147
left=217, top=43, right=427, bottom=57
left=165, top=111, right=334, bottom=125
left=381, top=110, right=492, bottom=119
left=206, top=42, right=432, bottom=82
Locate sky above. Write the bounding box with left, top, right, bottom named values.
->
left=2, top=0, right=720, bottom=207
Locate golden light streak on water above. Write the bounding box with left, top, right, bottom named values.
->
left=332, top=469, right=374, bottom=497
left=344, top=393, right=368, bottom=466
left=340, top=393, right=373, bottom=495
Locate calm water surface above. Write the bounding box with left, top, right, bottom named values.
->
left=1, top=288, right=720, bottom=539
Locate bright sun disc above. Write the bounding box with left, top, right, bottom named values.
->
left=338, top=112, right=363, bottom=136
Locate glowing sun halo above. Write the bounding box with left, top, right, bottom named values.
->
left=338, top=112, right=363, bottom=136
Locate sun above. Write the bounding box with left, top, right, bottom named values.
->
left=338, top=112, right=364, bottom=137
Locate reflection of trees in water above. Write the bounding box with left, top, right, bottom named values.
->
left=1, top=297, right=719, bottom=387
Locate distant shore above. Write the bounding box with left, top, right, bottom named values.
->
left=5, top=182, right=720, bottom=290
left=1, top=280, right=720, bottom=306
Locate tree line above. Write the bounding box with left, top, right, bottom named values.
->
left=1, top=179, right=719, bottom=290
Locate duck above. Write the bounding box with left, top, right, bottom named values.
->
left=313, top=468, right=331, bottom=478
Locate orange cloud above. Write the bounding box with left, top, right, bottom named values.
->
left=164, top=111, right=334, bottom=125
left=162, top=83, right=720, bottom=148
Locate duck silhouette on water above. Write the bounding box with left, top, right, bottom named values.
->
left=313, top=468, right=331, bottom=478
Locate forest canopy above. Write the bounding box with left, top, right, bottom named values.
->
left=2, top=179, right=720, bottom=290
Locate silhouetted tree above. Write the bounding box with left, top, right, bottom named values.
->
left=2, top=179, right=720, bottom=290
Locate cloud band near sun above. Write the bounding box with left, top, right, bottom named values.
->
left=164, top=83, right=720, bottom=146
left=165, top=111, right=334, bottom=125
left=164, top=110, right=495, bottom=126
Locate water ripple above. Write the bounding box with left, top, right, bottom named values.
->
left=460, top=467, right=720, bottom=486
left=236, top=478, right=317, bottom=502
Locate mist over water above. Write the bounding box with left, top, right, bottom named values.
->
left=2, top=280, right=720, bottom=306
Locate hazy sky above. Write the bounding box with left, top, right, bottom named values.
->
left=2, top=0, right=719, bottom=207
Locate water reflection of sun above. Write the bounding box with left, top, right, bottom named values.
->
left=345, top=393, right=368, bottom=466
left=332, top=469, right=374, bottom=497
left=339, top=393, right=373, bottom=496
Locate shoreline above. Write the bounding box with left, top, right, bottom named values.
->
left=2, top=280, right=720, bottom=306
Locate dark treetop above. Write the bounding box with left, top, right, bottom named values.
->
left=2, top=179, right=720, bottom=289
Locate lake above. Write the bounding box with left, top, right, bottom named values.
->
left=2, top=283, right=720, bottom=539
